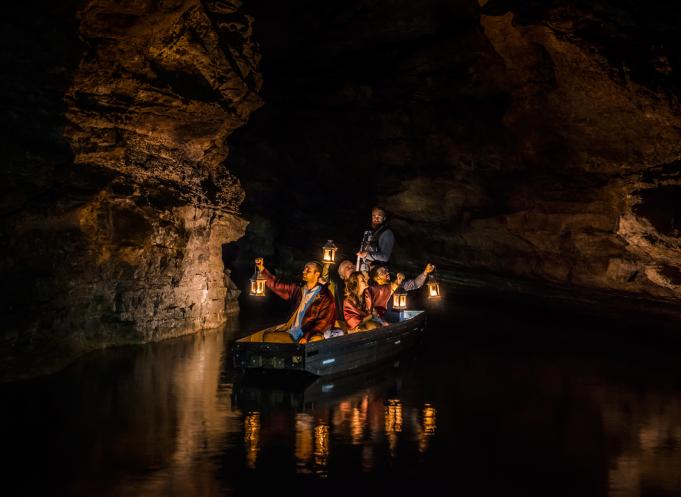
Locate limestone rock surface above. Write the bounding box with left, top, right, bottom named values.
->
left=1, top=0, right=261, bottom=380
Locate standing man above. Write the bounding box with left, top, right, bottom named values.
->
left=357, top=206, right=395, bottom=271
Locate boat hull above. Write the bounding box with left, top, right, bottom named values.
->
left=232, top=311, right=426, bottom=377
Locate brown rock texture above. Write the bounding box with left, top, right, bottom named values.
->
left=229, top=0, right=681, bottom=309
left=1, top=0, right=261, bottom=379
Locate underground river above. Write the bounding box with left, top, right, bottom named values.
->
left=3, top=291, right=681, bottom=497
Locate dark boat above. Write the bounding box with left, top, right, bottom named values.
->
left=232, top=310, right=426, bottom=377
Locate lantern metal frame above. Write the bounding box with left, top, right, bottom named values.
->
left=427, top=271, right=440, bottom=299
left=249, top=266, right=266, bottom=297
left=322, top=239, right=338, bottom=264
left=392, top=286, right=408, bottom=316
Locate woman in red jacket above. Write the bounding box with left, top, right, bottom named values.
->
left=343, top=271, right=385, bottom=333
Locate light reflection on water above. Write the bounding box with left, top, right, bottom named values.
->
left=3, top=308, right=681, bottom=497
left=241, top=387, right=438, bottom=476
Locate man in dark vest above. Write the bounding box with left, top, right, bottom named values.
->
left=356, top=206, right=395, bottom=271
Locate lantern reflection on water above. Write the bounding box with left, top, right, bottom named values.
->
left=418, top=404, right=438, bottom=453
left=314, top=423, right=330, bottom=478
left=244, top=411, right=261, bottom=469
left=295, top=413, right=314, bottom=474
left=423, top=404, right=437, bottom=434
left=322, top=239, right=338, bottom=264
left=385, top=399, right=403, bottom=457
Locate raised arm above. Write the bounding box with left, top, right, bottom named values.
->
left=256, top=258, right=298, bottom=301
left=402, top=263, right=435, bottom=291
left=320, top=262, right=331, bottom=284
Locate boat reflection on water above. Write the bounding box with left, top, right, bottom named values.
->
left=234, top=363, right=438, bottom=477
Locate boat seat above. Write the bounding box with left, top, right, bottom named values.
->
left=262, top=330, right=294, bottom=343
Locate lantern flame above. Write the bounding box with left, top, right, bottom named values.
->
left=322, top=239, right=338, bottom=263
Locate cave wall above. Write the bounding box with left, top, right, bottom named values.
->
left=228, top=0, right=681, bottom=304
left=3, top=0, right=681, bottom=377
left=0, top=0, right=261, bottom=379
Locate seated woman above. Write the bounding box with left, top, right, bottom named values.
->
left=343, top=271, right=385, bottom=333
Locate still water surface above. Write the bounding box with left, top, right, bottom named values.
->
left=3, top=295, right=681, bottom=497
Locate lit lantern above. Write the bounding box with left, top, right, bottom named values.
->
left=249, top=268, right=266, bottom=297
left=427, top=273, right=440, bottom=299
left=322, top=239, right=337, bottom=264
left=392, top=287, right=408, bottom=311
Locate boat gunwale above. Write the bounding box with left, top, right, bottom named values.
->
left=234, top=310, right=426, bottom=351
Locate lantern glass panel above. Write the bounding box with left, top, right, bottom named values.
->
left=393, top=290, right=407, bottom=310
left=255, top=275, right=266, bottom=297
left=250, top=270, right=267, bottom=297
left=322, top=240, right=337, bottom=263
left=427, top=281, right=440, bottom=298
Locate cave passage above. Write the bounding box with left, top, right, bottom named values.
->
left=634, top=186, right=681, bottom=236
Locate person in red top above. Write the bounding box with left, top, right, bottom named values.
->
left=343, top=271, right=384, bottom=332
left=363, top=265, right=405, bottom=318
left=255, top=258, right=336, bottom=344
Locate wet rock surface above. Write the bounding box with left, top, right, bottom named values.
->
left=0, top=0, right=260, bottom=380
left=228, top=0, right=681, bottom=308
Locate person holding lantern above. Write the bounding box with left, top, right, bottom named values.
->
left=364, top=265, right=405, bottom=318
left=255, top=258, right=336, bottom=344
left=365, top=263, right=436, bottom=318
left=400, top=263, right=436, bottom=292
left=383, top=263, right=437, bottom=321
left=343, top=271, right=386, bottom=332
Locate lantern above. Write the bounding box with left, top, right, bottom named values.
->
left=322, top=239, right=337, bottom=264
left=392, top=287, right=408, bottom=311
left=249, top=268, right=266, bottom=297
left=427, top=273, right=440, bottom=299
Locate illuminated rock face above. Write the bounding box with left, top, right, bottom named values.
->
left=230, top=0, right=681, bottom=304
left=0, top=0, right=260, bottom=378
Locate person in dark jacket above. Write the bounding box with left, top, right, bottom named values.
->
left=256, top=258, right=336, bottom=344
left=356, top=206, right=395, bottom=271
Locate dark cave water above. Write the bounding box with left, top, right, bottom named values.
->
left=3, top=290, right=681, bottom=497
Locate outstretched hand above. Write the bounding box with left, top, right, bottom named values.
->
left=424, top=263, right=436, bottom=274
left=255, top=257, right=264, bottom=271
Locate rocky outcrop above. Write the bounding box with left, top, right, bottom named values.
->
left=229, top=0, right=681, bottom=308
left=1, top=0, right=261, bottom=380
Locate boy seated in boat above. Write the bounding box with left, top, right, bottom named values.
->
left=255, top=258, right=336, bottom=344
left=364, top=265, right=405, bottom=318
left=343, top=271, right=386, bottom=333
left=365, top=263, right=435, bottom=318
